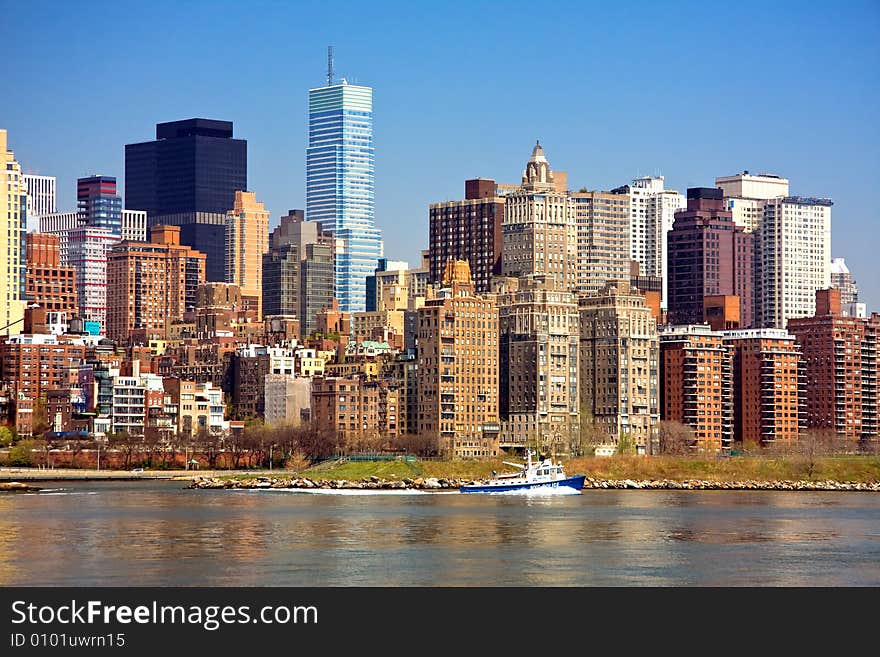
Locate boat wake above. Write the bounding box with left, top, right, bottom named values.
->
left=246, top=488, right=428, bottom=496
left=471, top=486, right=581, bottom=496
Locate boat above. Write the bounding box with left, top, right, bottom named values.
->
left=459, top=450, right=586, bottom=493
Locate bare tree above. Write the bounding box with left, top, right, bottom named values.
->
left=796, top=429, right=841, bottom=479
left=108, top=431, right=135, bottom=469
left=658, top=421, right=696, bottom=455
left=574, top=407, right=607, bottom=456
left=195, top=428, right=222, bottom=470
left=398, top=433, right=440, bottom=458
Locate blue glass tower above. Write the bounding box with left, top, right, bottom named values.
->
left=307, top=81, right=383, bottom=313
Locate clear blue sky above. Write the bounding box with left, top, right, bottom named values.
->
left=3, top=0, right=879, bottom=311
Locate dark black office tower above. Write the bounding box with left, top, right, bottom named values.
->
left=125, top=118, right=247, bottom=281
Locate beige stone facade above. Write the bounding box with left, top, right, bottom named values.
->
left=497, top=275, right=580, bottom=455
left=225, top=191, right=269, bottom=318
left=579, top=280, right=659, bottom=453
left=417, top=260, right=500, bottom=458
left=571, top=190, right=630, bottom=296
left=501, top=143, right=577, bottom=292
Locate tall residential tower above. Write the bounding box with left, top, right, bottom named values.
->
left=0, top=130, right=26, bottom=335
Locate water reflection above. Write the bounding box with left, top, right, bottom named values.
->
left=0, top=483, right=877, bottom=586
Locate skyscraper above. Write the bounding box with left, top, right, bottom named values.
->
left=715, top=171, right=789, bottom=232
left=611, top=176, right=685, bottom=306
left=23, top=174, right=56, bottom=233
left=125, top=118, right=247, bottom=216
left=756, top=195, right=832, bottom=328
left=417, top=260, right=500, bottom=458
left=667, top=188, right=754, bottom=328
left=571, top=190, right=630, bottom=296
left=262, top=210, right=334, bottom=336
left=0, top=130, right=26, bottom=336
left=579, top=280, right=660, bottom=454
left=225, top=191, right=269, bottom=318
left=429, top=179, right=505, bottom=294
left=307, top=64, right=382, bottom=313
left=497, top=275, right=580, bottom=454
left=61, top=175, right=123, bottom=334
left=125, top=118, right=247, bottom=282
left=502, top=143, right=576, bottom=291
left=106, top=225, right=206, bottom=345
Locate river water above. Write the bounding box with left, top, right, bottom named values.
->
left=0, top=481, right=877, bottom=586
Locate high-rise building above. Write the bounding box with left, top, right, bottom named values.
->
left=429, top=179, right=505, bottom=294
left=788, top=289, right=879, bottom=445
left=262, top=210, right=334, bottom=336
left=659, top=325, right=733, bottom=452
left=125, top=118, right=246, bottom=215
left=307, top=74, right=382, bottom=313
left=830, top=257, right=865, bottom=318
left=571, top=190, right=630, bottom=296
left=497, top=275, right=580, bottom=454
left=723, top=328, right=804, bottom=447
left=106, top=225, right=206, bottom=344
left=417, top=260, right=500, bottom=458
left=125, top=118, right=247, bottom=282
left=23, top=174, right=56, bottom=233
left=715, top=171, right=789, bottom=232
left=667, top=187, right=754, bottom=328
left=40, top=207, right=145, bottom=271
left=77, top=175, right=121, bottom=234
left=502, top=143, right=577, bottom=291
left=48, top=175, right=125, bottom=335
left=66, top=226, right=118, bottom=334
left=611, top=176, right=685, bottom=306
left=25, top=233, right=77, bottom=319
left=38, top=211, right=79, bottom=263
left=0, top=130, right=27, bottom=336
left=579, top=280, right=659, bottom=454
left=757, top=196, right=832, bottom=328
left=225, top=191, right=269, bottom=318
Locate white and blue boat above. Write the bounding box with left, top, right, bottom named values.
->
left=459, top=450, right=586, bottom=493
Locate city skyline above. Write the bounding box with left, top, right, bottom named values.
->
left=2, top=0, right=877, bottom=311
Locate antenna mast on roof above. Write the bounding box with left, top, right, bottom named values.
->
left=327, top=45, right=334, bottom=86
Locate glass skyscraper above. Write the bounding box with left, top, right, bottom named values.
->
left=307, top=82, right=383, bottom=313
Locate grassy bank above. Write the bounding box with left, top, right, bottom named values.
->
left=297, top=455, right=880, bottom=484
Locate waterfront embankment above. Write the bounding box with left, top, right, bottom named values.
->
left=186, top=474, right=880, bottom=492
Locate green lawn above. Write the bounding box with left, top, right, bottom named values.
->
left=300, top=459, right=424, bottom=481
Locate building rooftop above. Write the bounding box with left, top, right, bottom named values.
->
left=156, top=118, right=234, bottom=140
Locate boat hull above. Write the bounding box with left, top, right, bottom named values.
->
left=459, top=474, right=586, bottom=494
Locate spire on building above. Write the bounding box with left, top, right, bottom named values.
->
left=522, top=140, right=555, bottom=191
